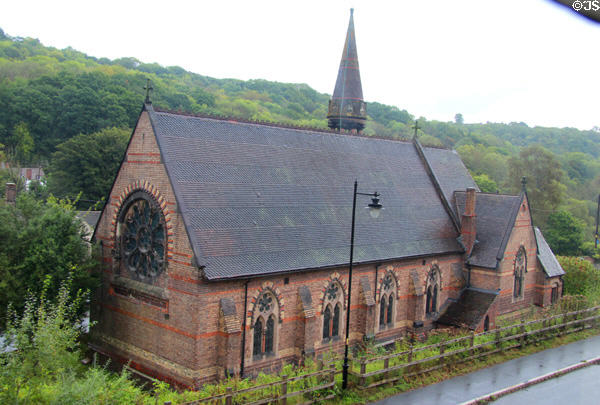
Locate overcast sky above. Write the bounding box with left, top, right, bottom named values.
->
left=2, top=0, right=599, bottom=130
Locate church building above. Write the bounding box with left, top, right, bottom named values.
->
left=91, top=10, right=564, bottom=387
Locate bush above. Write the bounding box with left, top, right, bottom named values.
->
left=558, top=256, right=600, bottom=301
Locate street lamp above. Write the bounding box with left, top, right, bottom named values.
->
left=342, top=180, right=383, bottom=389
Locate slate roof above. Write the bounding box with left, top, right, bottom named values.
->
left=455, top=192, right=522, bottom=269
left=422, top=147, right=478, bottom=212
left=437, top=288, right=498, bottom=330
left=147, top=106, right=467, bottom=280
left=535, top=227, right=565, bottom=277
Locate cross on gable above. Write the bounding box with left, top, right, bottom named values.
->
left=144, top=79, right=153, bottom=104
left=412, top=120, right=421, bottom=139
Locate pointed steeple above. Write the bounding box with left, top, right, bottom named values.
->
left=327, top=8, right=367, bottom=132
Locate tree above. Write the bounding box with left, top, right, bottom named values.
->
left=558, top=256, right=600, bottom=300
left=0, top=193, right=97, bottom=323
left=47, top=127, right=129, bottom=203
left=10, top=122, right=34, bottom=165
left=508, top=145, right=566, bottom=226
left=544, top=210, right=585, bottom=256
left=473, top=173, right=497, bottom=193
left=454, top=113, right=464, bottom=125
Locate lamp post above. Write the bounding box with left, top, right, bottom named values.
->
left=342, top=180, right=383, bottom=389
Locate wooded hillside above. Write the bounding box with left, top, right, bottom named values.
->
left=1, top=27, right=599, bottom=255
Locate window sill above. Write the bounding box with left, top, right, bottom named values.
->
left=252, top=352, right=276, bottom=361
left=322, top=336, right=341, bottom=344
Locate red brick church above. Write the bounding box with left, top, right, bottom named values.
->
left=91, top=10, right=564, bottom=387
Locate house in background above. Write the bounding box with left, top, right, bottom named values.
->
left=90, top=10, right=564, bottom=387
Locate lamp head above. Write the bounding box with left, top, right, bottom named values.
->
left=367, top=193, right=383, bottom=219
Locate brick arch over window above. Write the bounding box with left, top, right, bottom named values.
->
left=248, top=281, right=285, bottom=324
left=318, top=272, right=348, bottom=313
left=377, top=269, right=399, bottom=329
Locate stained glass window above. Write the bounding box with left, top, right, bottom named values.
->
left=333, top=303, right=340, bottom=337
left=325, top=282, right=339, bottom=301
left=265, top=316, right=275, bottom=353
left=323, top=306, right=331, bottom=339
left=253, top=318, right=263, bottom=356
left=432, top=286, right=438, bottom=312
left=426, top=286, right=432, bottom=315
left=379, top=297, right=386, bottom=328
left=387, top=295, right=394, bottom=325
left=514, top=248, right=526, bottom=299
left=121, top=195, right=166, bottom=282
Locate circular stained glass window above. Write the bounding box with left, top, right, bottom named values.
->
left=120, top=193, right=166, bottom=282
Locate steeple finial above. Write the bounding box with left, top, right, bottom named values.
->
left=412, top=120, right=421, bottom=139
left=327, top=8, right=366, bottom=133
left=144, top=79, right=153, bottom=104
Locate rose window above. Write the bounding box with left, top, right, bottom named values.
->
left=258, top=293, right=273, bottom=313
left=121, top=196, right=166, bottom=281
left=325, top=282, right=339, bottom=301
left=382, top=274, right=393, bottom=291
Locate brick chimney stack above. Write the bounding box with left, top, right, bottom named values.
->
left=461, top=187, right=477, bottom=256
left=5, top=183, right=16, bottom=205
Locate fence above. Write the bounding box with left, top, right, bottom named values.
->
left=155, top=304, right=599, bottom=404
left=171, top=362, right=336, bottom=405
left=350, top=305, right=600, bottom=389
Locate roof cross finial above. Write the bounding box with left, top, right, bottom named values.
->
left=144, top=79, right=153, bottom=104
left=412, top=120, right=421, bottom=139
left=521, top=176, right=527, bottom=192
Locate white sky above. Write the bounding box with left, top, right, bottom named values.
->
left=2, top=0, right=600, bottom=130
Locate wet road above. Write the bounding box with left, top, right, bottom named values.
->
left=492, top=363, right=600, bottom=404
left=371, top=334, right=600, bottom=405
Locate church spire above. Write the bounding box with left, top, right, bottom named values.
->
left=327, top=8, right=367, bottom=133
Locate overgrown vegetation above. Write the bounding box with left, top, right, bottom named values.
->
left=559, top=256, right=600, bottom=301
left=0, top=192, right=97, bottom=324
left=3, top=283, right=598, bottom=404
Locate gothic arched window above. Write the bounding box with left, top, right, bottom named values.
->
left=379, top=298, right=386, bottom=329
left=426, top=265, right=441, bottom=316
left=265, top=316, right=275, bottom=353
left=253, top=318, right=263, bottom=356
left=252, top=291, right=278, bottom=358
left=323, top=305, right=331, bottom=339
left=322, top=280, right=343, bottom=340
left=514, top=247, right=526, bottom=299
left=426, top=286, right=432, bottom=315
left=379, top=272, right=397, bottom=329
left=333, top=303, right=340, bottom=337
left=118, top=191, right=166, bottom=283
left=387, top=295, right=394, bottom=325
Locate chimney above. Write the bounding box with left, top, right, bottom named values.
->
left=5, top=183, right=16, bottom=205
left=461, top=187, right=477, bottom=256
